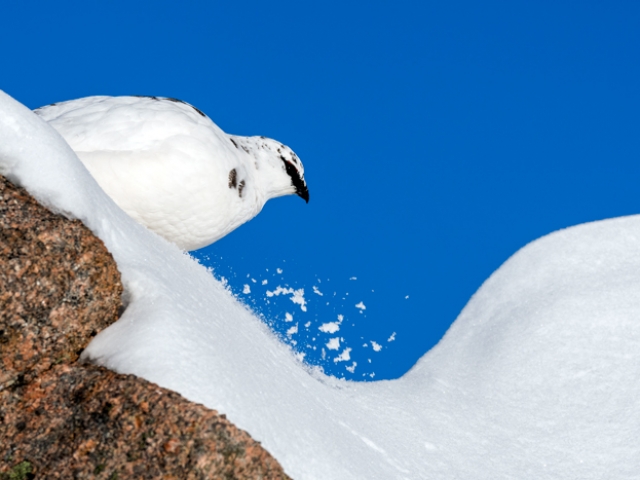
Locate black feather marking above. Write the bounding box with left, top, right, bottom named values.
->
left=281, top=156, right=309, bottom=203
left=238, top=180, right=245, bottom=198
left=228, top=169, right=237, bottom=189
left=133, top=95, right=206, bottom=117
left=163, top=97, right=206, bottom=117
left=133, top=95, right=159, bottom=100
left=230, top=138, right=239, bottom=149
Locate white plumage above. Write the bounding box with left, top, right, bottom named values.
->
left=35, top=95, right=309, bottom=250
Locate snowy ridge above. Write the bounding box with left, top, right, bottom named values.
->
left=2, top=90, right=640, bottom=479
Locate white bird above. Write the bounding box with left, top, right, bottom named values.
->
left=34, top=95, right=309, bottom=250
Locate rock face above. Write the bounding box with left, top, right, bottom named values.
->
left=0, top=174, right=123, bottom=391
left=0, top=175, right=290, bottom=479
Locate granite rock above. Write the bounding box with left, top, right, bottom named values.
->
left=0, top=174, right=123, bottom=389
left=0, top=175, right=290, bottom=479
left=0, top=364, right=290, bottom=479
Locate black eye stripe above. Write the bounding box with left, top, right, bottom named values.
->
left=282, top=159, right=309, bottom=202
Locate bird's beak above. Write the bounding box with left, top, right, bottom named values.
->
left=297, top=184, right=309, bottom=203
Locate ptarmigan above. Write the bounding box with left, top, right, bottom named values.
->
left=35, top=95, right=309, bottom=250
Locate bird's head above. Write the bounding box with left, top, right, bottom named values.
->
left=229, top=135, right=309, bottom=203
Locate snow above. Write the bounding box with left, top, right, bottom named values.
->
left=355, top=301, right=366, bottom=311
left=266, top=286, right=308, bottom=312
left=371, top=341, right=382, bottom=352
left=326, top=337, right=341, bottom=351
left=319, top=322, right=340, bottom=334
left=333, top=348, right=352, bottom=363
left=3, top=89, right=640, bottom=479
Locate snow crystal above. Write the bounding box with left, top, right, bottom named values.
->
left=265, top=286, right=307, bottom=312
left=387, top=332, right=396, bottom=342
left=242, top=284, right=251, bottom=294
left=319, top=322, right=340, bottom=333
left=355, top=301, right=366, bottom=311
left=333, top=348, right=352, bottom=363
left=371, top=341, right=382, bottom=352
left=286, top=324, right=298, bottom=336
left=326, top=337, right=341, bottom=350
left=346, top=362, right=357, bottom=373
left=312, top=285, right=323, bottom=296
left=284, top=312, right=293, bottom=322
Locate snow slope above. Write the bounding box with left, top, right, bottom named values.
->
left=2, top=90, right=639, bottom=479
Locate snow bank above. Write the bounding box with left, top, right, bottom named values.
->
left=2, top=90, right=640, bottom=479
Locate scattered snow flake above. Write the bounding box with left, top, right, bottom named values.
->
left=337, top=314, right=344, bottom=322
left=312, top=285, right=323, bottom=296
left=251, top=278, right=257, bottom=283
left=304, top=321, right=311, bottom=328
left=242, top=284, right=251, bottom=294
left=326, top=337, right=341, bottom=350
left=349, top=277, right=357, bottom=280
left=346, top=362, right=357, bottom=373
left=371, top=341, right=382, bottom=352
left=262, top=279, right=268, bottom=285
left=319, top=322, right=340, bottom=333
left=387, top=332, right=396, bottom=342
left=266, top=286, right=307, bottom=311
left=286, top=324, right=298, bottom=336
left=355, top=301, right=366, bottom=311
left=285, top=312, right=293, bottom=322
left=405, top=295, right=409, bottom=299
left=277, top=268, right=283, bottom=274
left=333, top=347, right=352, bottom=363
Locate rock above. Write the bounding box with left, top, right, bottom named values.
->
left=0, top=174, right=123, bottom=390
left=1, top=364, right=290, bottom=479
left=0, top=176, right=290, bottom=479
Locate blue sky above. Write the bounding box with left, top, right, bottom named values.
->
left=3, top=1, right=640, bottom=380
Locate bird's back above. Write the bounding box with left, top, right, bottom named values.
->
left=35, top=95, right=228, bottom=154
